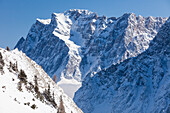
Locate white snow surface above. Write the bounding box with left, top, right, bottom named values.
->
left=57, top=78, right=81, bottom=99
left=0, top=48, right=82, bottom=113
left=36, top=18, right=51, bottom=25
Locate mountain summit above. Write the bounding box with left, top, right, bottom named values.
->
left=15, top=9, right=167, bottom=98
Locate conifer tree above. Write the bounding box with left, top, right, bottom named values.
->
left=6, top=46, right=10, bottom=51
left=52, top=74, right=57, bottom=83
left=57, top=96, right=65, bottom=113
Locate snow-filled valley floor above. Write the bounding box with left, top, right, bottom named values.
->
left=57, top=78, right=81, bottom=98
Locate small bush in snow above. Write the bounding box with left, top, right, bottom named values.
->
left=31, top=104, right=37, bottom=109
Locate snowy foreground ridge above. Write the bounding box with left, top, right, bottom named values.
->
left=0, top=48, right=82, bottom=113
left=74, top=17, right=170, bottom=113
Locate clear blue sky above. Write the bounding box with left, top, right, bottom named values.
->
left=0, top=0, right=169, bottom=49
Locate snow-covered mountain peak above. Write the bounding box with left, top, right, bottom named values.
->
left=15, top=9, right=168, bottom=98
left=36, top=18, right=51, bottom=25
left=51, top=13, right=70, bottom=26
left=64, top=9, right=95, bottom=17
left=121, top=12, right=135, bottom=17
left=166, top=17, right=170, bottom=23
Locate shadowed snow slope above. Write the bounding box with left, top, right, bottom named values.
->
left=0, top=48, right=82, bottom=113
left=74, top=17, right=170, bottom=113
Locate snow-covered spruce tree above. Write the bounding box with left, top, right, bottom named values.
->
left=43, top=84, right=57, bottom=108
left=18, top=69, right=27, bottom=91
left=9, top=61, right=18, bottom=72
left=18, top=69, right=27, bottom=82
left=34, top=75, right=42, bottom=99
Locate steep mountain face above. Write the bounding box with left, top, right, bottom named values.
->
left=15, top=9, right=167, bottom=83
left=74, top=18, right=170, bottom=113
left=0, top=48, right=82, bottom=113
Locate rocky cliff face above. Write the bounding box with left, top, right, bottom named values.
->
left=0, top=48, right=82, bottom=113
left=15, top=9, right=167, bottom=83
left=74, top=17, right=170, bottom=113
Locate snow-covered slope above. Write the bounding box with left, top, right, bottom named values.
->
left=0, top=48, right=82, bottom=113
left=74, top=17, right=170, bottom=113
left=15, top=9, right=167, bottom=98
